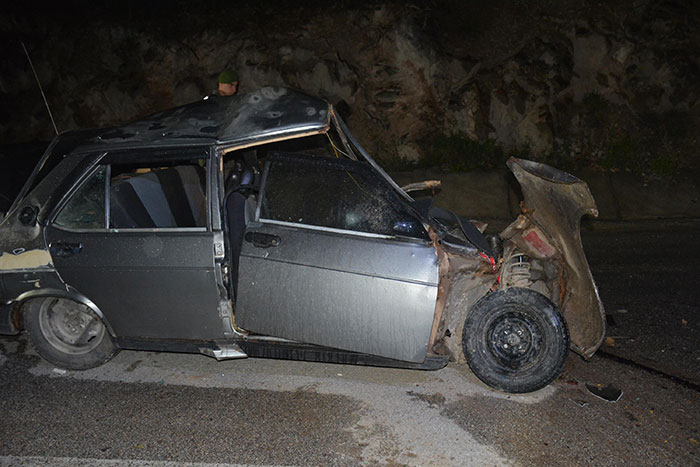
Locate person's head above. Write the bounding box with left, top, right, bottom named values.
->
left=218, top=69, right=239, bottom=96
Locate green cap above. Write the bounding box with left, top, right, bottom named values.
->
left=218, top=69, right=239, bottom=84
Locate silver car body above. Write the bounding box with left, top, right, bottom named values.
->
left=0, top=86, right=605, bottom=369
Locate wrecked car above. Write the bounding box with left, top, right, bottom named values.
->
left=0, top=87, right=605, bottom=393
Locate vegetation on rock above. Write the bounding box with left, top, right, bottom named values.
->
left=1, top=0, right=698, bottom=173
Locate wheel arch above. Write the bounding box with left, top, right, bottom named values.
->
left=14, top=288, right=116, bottom=337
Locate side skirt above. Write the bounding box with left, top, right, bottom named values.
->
left=116, top=337, right=448, bottom=371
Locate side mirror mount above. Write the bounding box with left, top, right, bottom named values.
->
left=400, top=180, right=441, bottom=194
left=393, top=220, right=419, bottom=234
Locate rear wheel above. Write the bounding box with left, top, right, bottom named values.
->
left=462, top=288, right=569, bottom=393
left=24, top=297, right=118, bottom=370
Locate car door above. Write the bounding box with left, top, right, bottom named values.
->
left=45, top=148, right=225, bottom=340
left=235, top=153, right=439, bottom=363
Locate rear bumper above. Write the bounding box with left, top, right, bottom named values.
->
left=0, top=301, right=19, bottom=335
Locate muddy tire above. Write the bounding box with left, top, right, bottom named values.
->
left=462, top=288, right=569, bottom=393
left=24, top=297, right=118, bottom=370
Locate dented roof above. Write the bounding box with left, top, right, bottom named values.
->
left=77, top=87, right=331, bottom=152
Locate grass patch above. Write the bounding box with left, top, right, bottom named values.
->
left=421, top=133, right=506, bottom=171
left=648, top=154, right=680, bottom=175
left=541, top=143, right=579, bottom=173
left=601, top=138, right=638, bottom=171
left=381, top=131, right=685, bottom=176
left=582, top=92, right=609, bottom=128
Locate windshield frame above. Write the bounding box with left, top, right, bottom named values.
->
left=7, top=136, right=60, bottom=215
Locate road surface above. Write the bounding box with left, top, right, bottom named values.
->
left=1, top=221, right=698, bottom=465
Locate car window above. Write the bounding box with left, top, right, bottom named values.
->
left=110, top=160, right=207, bottom=229
left=53, top=158, right=208, bottom=230
left=54, top=166, right=107, bottom=229
left=260, top=154, right=427, bottom=239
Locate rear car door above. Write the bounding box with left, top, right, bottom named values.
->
left=45, top=148, right=225, bottom=340
left=235, top=153, right=439, bottom=362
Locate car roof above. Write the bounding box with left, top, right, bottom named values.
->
left=70, top=87, right=331, bottom=153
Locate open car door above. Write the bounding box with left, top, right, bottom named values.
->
left=234, top=152, right=439, bottom=363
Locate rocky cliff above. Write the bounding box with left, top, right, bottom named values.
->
left=2, top=0, right=698, bottom=172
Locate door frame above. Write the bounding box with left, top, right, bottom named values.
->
left=44, top=146, right=230, bottom=340
left=234, top=152, right=439, bottom=362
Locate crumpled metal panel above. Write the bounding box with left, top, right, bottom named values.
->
left=503, top=158, right=605, bottom=358
left=236, top=223, right=438, bottom=363
left=218, top=87, right=330, bottom=145
left=0, top=149, right=105, bottom=267
left=79, top=87, right=330, bottom=151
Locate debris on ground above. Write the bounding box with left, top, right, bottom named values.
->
left=585, top=383, right=623, bottom=402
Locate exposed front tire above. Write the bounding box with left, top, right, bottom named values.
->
left=24, top=297, right=118, bottom=370
left=462, top=288, right=569, bottom=393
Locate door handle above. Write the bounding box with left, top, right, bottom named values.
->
left=244, top=232, right=281, bottom=248
left=50, top=242, right=83, bottom=257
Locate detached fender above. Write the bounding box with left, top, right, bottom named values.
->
left=500, top=158, right=605, bottom=358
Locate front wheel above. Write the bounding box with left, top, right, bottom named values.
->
left=24, top=297, right=118, bottom=370
left=462, top=288, right=569, bottom=393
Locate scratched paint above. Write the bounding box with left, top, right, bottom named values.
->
left=0, top=249, right=53, bottom=270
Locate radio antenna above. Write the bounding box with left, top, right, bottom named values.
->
left=21, top=41, right=59, bottom=135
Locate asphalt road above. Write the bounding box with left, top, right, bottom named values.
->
left=581, top=219, right=700, bottom=385
left=1, top=221, right=699, bottom=466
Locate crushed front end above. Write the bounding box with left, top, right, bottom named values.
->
left=428, top=158, right=605, bottom=366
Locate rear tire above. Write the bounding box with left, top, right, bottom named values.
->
left=24, top=297, right=118, bottom=370
left=462, top=288, right=569, bottom=393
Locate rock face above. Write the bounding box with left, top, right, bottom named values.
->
left=1, top=1, right=698, bottom=171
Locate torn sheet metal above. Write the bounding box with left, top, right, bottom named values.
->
left=501, top=158, right=605, bottom=358
left=429, top=228, right=497, bottom=362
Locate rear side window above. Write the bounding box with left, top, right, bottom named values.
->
left=52, top=158, right=208, bottom=230
left=110, top=162, right=206, bottom=228
left=261, top=154, right=427, bottom=239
